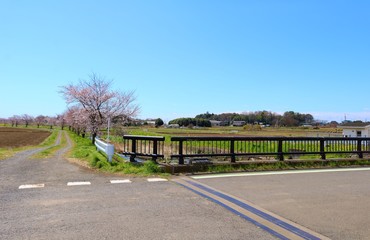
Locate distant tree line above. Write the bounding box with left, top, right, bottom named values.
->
left=168, top=118, right=211, bottom=127
left=193, top=110, right=315, bottom=127
left=0, top=114, right=65, bottom=129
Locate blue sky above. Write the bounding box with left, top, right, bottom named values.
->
left=1, top=1, right=370, bottom=123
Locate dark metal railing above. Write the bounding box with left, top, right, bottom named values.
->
left=170, top=136, right=370, bottom=164
left=121, top=135, right=165, bottom=162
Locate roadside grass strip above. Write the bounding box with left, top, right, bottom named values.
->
left=174, top=178, right=329, bottom=240
left=19, top=184, right=45, bottom=189
left=147, top=178, right=168, bottom=182
left=67, top=181, right=91, bottom=186
left=110, top=179, right=132, bottom=184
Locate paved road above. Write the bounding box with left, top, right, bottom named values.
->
left=3, top=131, right=369, bottom=239
left=0, top=131, right=275, bottom=240
left=192, top=169, right=370, bottom=240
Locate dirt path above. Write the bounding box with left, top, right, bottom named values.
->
left=0, top=130, right=111, bottom=190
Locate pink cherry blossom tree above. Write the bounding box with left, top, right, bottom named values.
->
left=60, top=73, right=139, bottom=144
left=35, top=115, right=47, bottom=128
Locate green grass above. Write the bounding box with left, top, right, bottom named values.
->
left=32, top=130, right=67, bottom=159
left=91, top=158, right=166, bottom=175
left=39, top=129, right=59, bottom=146
left=0, top=146, right=31, bottom=160
left=67, top=131, right=168, bottom=176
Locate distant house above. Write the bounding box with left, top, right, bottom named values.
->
left=167, top=124, right=180, bottom=128
left=146, top=121, right=156, bottom=126
left=339, top=122, right=370, bottom=137
left=210, top=120, right=222, bottom=127
left=232, top=121, right=246, bottom=127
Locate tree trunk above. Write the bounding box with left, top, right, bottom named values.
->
left=92, top=132, right=97, bottom=145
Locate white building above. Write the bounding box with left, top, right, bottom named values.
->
left=339, top=122, right=370, bottom=137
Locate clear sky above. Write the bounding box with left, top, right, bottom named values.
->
left=1, top=1, right=369, bottom=123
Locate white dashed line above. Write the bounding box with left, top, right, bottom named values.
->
left=19, top=184, right=45, bottom=189
left=147, top=178, right=168, bottom=182
left=18, top=178, right=168, bottom=189
left=67, top=181, right=91, bottom=186
left=110, top=179, right=132, bottom=184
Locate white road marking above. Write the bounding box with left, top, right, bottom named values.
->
left=19, top=184, right=45, bottom=189
left=147, top=178, right=168, bottom=182
left=110, top=179, right=132, bottom=184
left=191, top=167, right=370, bottom=179
left=67, top=181, right=91, bottom=186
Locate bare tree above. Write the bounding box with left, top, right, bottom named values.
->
left=0, top=118, right=8, bottom=126
left=10, top=115, right=21, bottom=127
left=21, top=114, right=34, bottom=127
left=60, top=73, right=139, bottom=143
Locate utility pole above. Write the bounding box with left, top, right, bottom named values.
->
left=107, top=117, right=110, bottom=142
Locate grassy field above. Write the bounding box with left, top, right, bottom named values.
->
left=107, top=125, right=342, bottom=143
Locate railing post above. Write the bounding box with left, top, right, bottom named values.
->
left=277, top=139, right=284, bottom=161
left=130, top=139, right=136, bottom=162
left=230, top=139, right=236, bottom=163
left=357, top=139, right=363, bottom=158
left=178, top=140, right=184, bottom=165
left=320, top=139, right=326, bottom=160
left=152, top=140, right=158, bottom=162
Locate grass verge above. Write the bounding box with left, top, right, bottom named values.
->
left=67, top=131, right=167, bottom=176
left=0, top=146, right=32, bottom=160
left=39, top=129, right=59, bottom=146
left=32, top=130, right=67, bottom=159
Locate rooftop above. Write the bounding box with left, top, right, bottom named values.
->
left=340, top=122, right=370, bottom=127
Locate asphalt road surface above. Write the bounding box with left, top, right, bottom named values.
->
left=192, top=168, right=370, bottom=240
left=2, top=131, right=369, bottom=239
left=0, top=132, right=275, bottom=240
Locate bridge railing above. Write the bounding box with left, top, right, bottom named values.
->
left=121, top=135, right=165, bottom=162
left=170, top=136, right=370, bottom=164
left=95, top=137, right=115, bottom=162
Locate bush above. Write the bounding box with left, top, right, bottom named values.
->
left=243, top=124, right=262, bottom=131
left=143, top=161, right=163, bottom=174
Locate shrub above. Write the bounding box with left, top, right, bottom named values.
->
left=243, top=124, right=262, bottom=131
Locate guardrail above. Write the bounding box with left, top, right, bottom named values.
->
left=95, top=137, right=115, bottom=162
left=121, top=135, right=165, bottom=162
left=170, top=136, right=370, bottom=164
